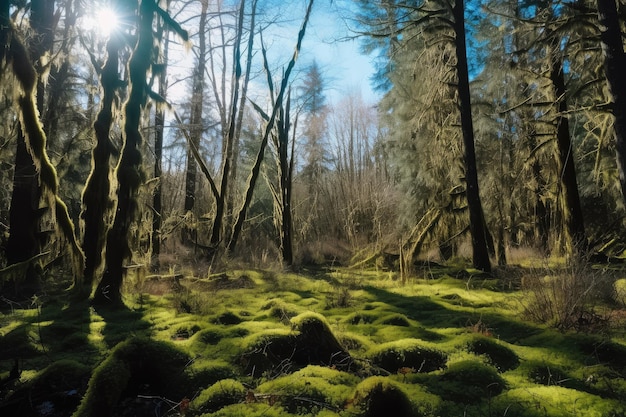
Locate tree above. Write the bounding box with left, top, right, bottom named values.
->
left=228, top=0, right=315, bottom=254
left=94, top=0, right=187, bottom=305
left=151, top=0, right=171, bottom=266
left=1, top=2, right=84, bottom=297
left=181, top=0, right=208, bottom=245
left=452, top=0, right=491, bottom=272
left=596, top=0, right=626, bottom=206
left=80, top=2, right=127, bottom=289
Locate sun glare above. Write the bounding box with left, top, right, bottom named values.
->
left=96, top=7, right=120, bottom=37
left=82, top=7, right=120, bottom=38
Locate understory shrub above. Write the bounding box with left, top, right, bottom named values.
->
left=520, top=256, right=616, bottom=330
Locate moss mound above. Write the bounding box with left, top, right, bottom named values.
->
left=240, top=312, right=352, bottom=376
left=256, top=366, right=356, bottom=414
left=1, top=359, right=91, bottom=417
left=351, top=376, right=415, bottom=417
left=465, top=335, right=519, bottom=371
left=345, top=312, right=377, bottom=324
left=366, top=339, right=447, bottom=374
left=72, top=338, right=190, bottom=417
left=578, top=338, right=626, bottom=376
left=213, top=311, right=244, bottom=325
left=376, top=314, right=410, bottom=327
left=433, top=360, right=506, bottom=404
left=185, top=360, right=237, bottom=388
left=189, top=378, right=246, bottom=415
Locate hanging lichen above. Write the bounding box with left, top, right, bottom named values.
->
left=5, top=20, right=85, bottom=282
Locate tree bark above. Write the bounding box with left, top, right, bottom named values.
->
left=452, top=0, right=491, bottom=273
left=81, top=31, right=121, bottom=289
left=152, top=6, right=170, bottom=266
left=95, top=0, right=155, bottom=306
left=596, top=0, right=626, bottom=205
left=550, top=50, right=586, bottom=249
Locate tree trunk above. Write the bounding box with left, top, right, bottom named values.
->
left=152, top=10, right=170, bottom=266
left=596, top=0, right=626, bottom=205
left=81, top=31, right=121, bottom=289
left=452, top=0, right=491, bottom=273
left=3, top=135, right=42, bottom=297
left=94, top=0, right=154, bottom=306
left=3, top=0, right=55, bottom=296
left=550, top=49, right=586, bottom=250
left=228, top=0, right=314, bottom=254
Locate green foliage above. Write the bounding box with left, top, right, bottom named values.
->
left=189, top=378, right=246, bottom=415
left=366, top=339, right=447, bottom=374
left=465, top=335, right=519, bottom=371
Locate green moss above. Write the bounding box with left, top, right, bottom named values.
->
left=256, top=367, right=354, bottom=414
left=72, top=338, right=190, bottom=417
left=185, top=360, right=237, bottom=388
left=376, top=314, right=411, bottom=327
left=213, top=311, right=244, bottom=325
left=366, top=339, right=447, bottom=374
left=350, top=376, right=416, bottom=417
left=465, top=335, right=519, bottom=371
left=431, top=360, right=506, bottom=404
left=345, top=312, right=377, bottom=324
left=189, top=379, right=246, bottom=415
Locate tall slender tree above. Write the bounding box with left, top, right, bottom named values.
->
left=596, top=0, right=626, bottom=205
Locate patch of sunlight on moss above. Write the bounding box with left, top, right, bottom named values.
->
left=497, top=386, right=626, bottom=417
left=255, top=367, right=356, bottom=413
left=203, top=403, right=294, bottom=416
left=366, top=338, right=448, bottom=374
left=190, top=378, right=246, bottom=415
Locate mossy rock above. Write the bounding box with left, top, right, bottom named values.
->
left=240, top=312, right=352, bottom=376
left=72, top=338, right=190, bottom=417
left=465, top=335, right=519, bottom=371
left=350, top=376, right=415, bottom=417
left=366, top=339, right=447, bottom=374
left=189, top=378, right=246, bottom=415
left=1, top=359, right=91, bottom=417
left=432, top=360, right=506, bottom=404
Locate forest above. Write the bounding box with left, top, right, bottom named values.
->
left=2, top=0, right=626, bottom=416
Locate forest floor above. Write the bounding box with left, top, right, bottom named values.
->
left=1, top=260, right=626, bottom=416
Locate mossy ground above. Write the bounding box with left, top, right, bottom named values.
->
left=1, top=266, right=626, bottom=416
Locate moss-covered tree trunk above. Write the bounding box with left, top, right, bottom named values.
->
left=596, top=0, right=626, bottom=206
left=80, top=31, right=122, bottom=290
left=549, top=49, right=586, bottom=251
left=2, top=10, right=84, bottom=297
left=94, top=0, right=154, bottom=306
